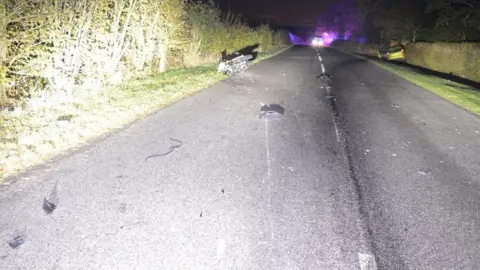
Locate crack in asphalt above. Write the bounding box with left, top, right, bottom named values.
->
left=145, top=138, right=183, bottom=161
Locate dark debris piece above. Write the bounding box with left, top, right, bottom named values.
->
left=259, top=104, right=284, bottom=120
left=317, top=72, right=332, bottom=82
left=221, top=188, right=225, bottom=194
left=42, top=198, right=57, bottom=214
left=200, top=212, right=203, bottom=217
left=43, top=181, right=59, bottom=214
left=118, top=203, right=127, bottom=214
left=7, top=236, right=25, bottom=249
left=317, top=73, right=333, bottom=87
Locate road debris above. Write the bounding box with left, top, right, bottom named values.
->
left=418, top=169, right=432, bottom=176
left=118, top=203, right=127, bottom=213
left=259, top=104, right=284, bottom=120
left=317, top=72, right=332, bottom=83
left=7, top=229, right=27, bottom=249
left=42, top=181, right=59, bottom=214
left=7, top=236, right=25, bottom=249
left=217, top=53, right=253, bottom=76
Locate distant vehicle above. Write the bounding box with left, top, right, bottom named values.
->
left=378, top=44, right=406, bottom=61
left=311, top=37, right=324, bottom=47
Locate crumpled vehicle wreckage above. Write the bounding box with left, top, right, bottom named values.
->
left=216, top=50, right=254, bottom=76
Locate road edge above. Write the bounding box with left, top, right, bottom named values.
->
left=329, top=47, right=480, bottom=119
left=0, top=45, right=294, bottom=184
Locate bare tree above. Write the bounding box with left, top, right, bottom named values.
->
left=427, top=0, right=480, bottom=30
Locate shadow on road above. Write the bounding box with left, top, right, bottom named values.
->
left=357, top=53, right=480, bottom=90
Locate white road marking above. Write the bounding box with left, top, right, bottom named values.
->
left=332, top=116, right=341, bottom=142
left=358, top=253, right=378, bottom=270
left=318, top=56, right=339, bottom=142
left=264, top=120, right=275, bottom=254
left=265, top=120, right=271, bottom=178
left=217, top=238, right=226, bottom=258
left=317, top=54, right=338, bottom=142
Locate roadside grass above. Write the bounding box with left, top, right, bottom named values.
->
left=371, top=60, right=480, bottom=116
left=0, top=45, right=293, bottom=182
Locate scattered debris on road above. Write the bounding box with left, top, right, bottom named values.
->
left=259, top=104, right=284, bottom=120
left=7, top=236, right=25, bottom=249
left=42, top=181, right=59, bottom=214
left=392, top=104, right=400, bottom=108
left=317, top=72, right=332, bottom=83
left=7, top=229, right=27, bottom=249
left=418, top=169, right=432, bottom=176
left=118, top=203, right=127, bottom=214
left=42, top=198, right=57, bottom=214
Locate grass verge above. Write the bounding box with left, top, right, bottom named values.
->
left=371, top=60, right=480, bottom=116
left=0, top=45, right=293, bottom=182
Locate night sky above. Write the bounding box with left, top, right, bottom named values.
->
left=216, top=0, right=358, bottom=39
left=216, top=0, right=331, bottom=27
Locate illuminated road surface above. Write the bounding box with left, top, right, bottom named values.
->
left=1, top=46, right=480, bottom=269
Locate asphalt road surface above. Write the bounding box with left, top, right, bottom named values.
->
left=1, top=46, right=480, bottom=269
